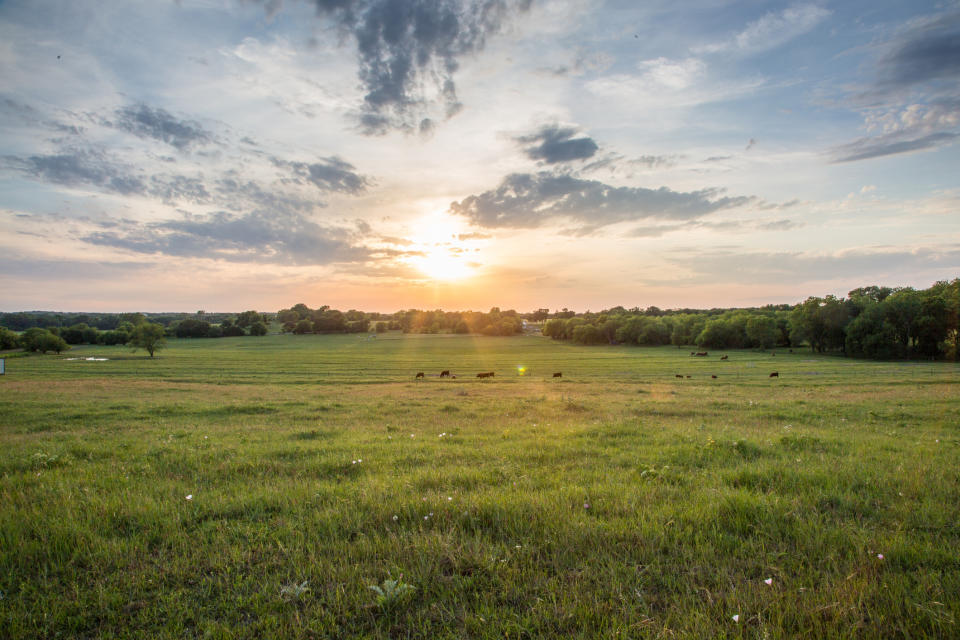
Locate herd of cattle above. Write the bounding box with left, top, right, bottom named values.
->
left=414, top=352, right=783, bottom=380
left=415, top=370, right=562, bottom=379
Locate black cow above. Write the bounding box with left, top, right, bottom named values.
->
left=415, top=372, right=424, bottom=379
left=675, top=374, right=683, bottom=379
left=477, top=371, right=495, bottom=379
left=439, top=370, right=450, bottom=377
left=770, top=371, right=779, bottom=378
left=553, top=372, right=562, bottom=378
left=720, top=355, right=728, bottom=360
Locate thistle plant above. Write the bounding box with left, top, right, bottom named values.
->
left=279, top=580, right=310, bottom=601
left=368, top=575, right=415, bottom=609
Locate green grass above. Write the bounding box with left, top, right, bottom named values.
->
left=1, top=334, right=958, bottom=638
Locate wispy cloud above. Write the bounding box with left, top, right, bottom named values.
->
left=696, top=3, right=830, bottom=55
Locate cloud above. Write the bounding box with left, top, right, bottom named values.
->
left=83, top=209, right=372, bottom=265
left=625, top=217, right=801, bottom=238
left=10, top=151, right=147, bottom=196
left=877, top=12, right=960, bottom=90
left=109, top=104, right=214, bottom=150
left=295, top=0, right=532, bottom=134
left=835, top=12, right=960, bottom=162
left=516, top=125, right=599, bottom=164
left=449, top=172, right=754, bottom=230
left=697, top=3, right=830, bottom=55
left=831, top=131, right=958, bottom=163
left=653, top=245, right=960, bottom=286
left=274, top=156, right=371, bottom=194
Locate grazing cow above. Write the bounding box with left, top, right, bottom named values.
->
left=439, top=370, right=450, bottom=377
left=711, top=375, right=717, bottom=379
left=675, top=374, right=683, bottom=379
left=686, top=375, right=692, bottom=379
left=553, top=372, right=562, bottom=378
left=451, top=375, right=456, bottom=379
left=415, top=372, right=424, bottom=379
left=720, top=355, right=728, bottom=360
left=477, top=371, right=495, bottom=379
left=694, top=351, right=708, bottom=357
left=769, top=371, right=779, bottom=378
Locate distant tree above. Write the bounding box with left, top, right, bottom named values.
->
left=22, top=328, right=69, bottom=354
left=529, top=308, right=550, bottom=322
left=0, top=326, right=20, bottom=350
left=249, top=321, right=268, bottom=336
left=119, top=312, right=146, bottom=326
left=745, top=316, right=778, bottom=350
left=128, top=322, right=166, bottom=357
left=294, top=319, right=314, bottom=334
left=453, top=320, right=468, bottom=334
left=235, top=310, right=264, bottom=328
left=375, top=321, right=390, bottom=333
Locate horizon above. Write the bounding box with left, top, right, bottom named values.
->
left=1, top=1, right=958, bottom=311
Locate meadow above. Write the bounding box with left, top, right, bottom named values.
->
left=0, top=333, right=958, bottom=638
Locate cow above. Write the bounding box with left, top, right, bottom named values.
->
left=686, top=375, right=692, bottom=379
left=477, top=371, right=495, bottom=379
left=690, top=351, right=696, bottom=356
left=695, top=352, right=708, bottom=357
left=675, top=374, right=683, bottom=379
left=711, top=375, right=717, bottom=379
left=439, top=370, right=450, bottom=377
left=553, top=372, right=562, bottom=378
left=415, top=372, right=425, bottom=379
left=769, top=371, right=779, bottom=378
left=720, top=355, right=728, bottom=360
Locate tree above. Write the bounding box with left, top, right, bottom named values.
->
left=745, top=316, right=778, bottom=350
left=0, top=326, right=20, bottom=350
left=21, top=328, right=69, bottom=353
left=249, top=321, right=268, bottom=336
left=129, top=322, right=166, bottom=357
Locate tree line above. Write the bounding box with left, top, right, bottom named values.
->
left=541, top=280, right=959, bottom=360
left=276, top=304, right=525, bottom=336
left=0, top=310, right=271, bottom=356
left=2, top=280, right=957, bottom=360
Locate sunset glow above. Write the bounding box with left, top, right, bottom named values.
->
left=0, top=1, right=957, bottom=312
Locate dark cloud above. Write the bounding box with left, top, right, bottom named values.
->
left=274, top=156, right=370, bottom=194
left=110, top=104, right=214, bottom=150
left=449, top=172, right=754, bottom=231
left=516, top=125, right=599, bottom=164
left=12, top=151, right=147, bottom=196
left=836, top=12, right=960, bottom=162
left=299, top=0, right=532, bottom=133
left=879, top=12, right=960, bottom=90
left=83, top=210, right=371, bottom=265
left=831, top=131, right=959, bottom=163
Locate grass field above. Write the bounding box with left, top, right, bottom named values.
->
left=1, top=333, right=958, bottom=638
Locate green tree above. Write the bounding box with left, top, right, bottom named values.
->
left=128, top=322, right=167, bottom=357
left=0, top=326, right=21, bottom=350
left=249, top=321, right=268, bottom=336
left=745, top=316, right=778, bottom=350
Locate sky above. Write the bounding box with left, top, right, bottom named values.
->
left=1, top=0, right=958, bottom=313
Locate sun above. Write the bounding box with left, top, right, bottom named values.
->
left=406, top=213, right=480, bottom=281
left=412, top=248, right=475, bottom=281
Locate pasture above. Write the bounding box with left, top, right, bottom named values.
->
left=1, top=334, right=958, bottom=638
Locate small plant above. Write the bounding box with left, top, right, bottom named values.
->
left=279, top=580, right=310, bottom=601
left=369, top=575, right=415, bottom=609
